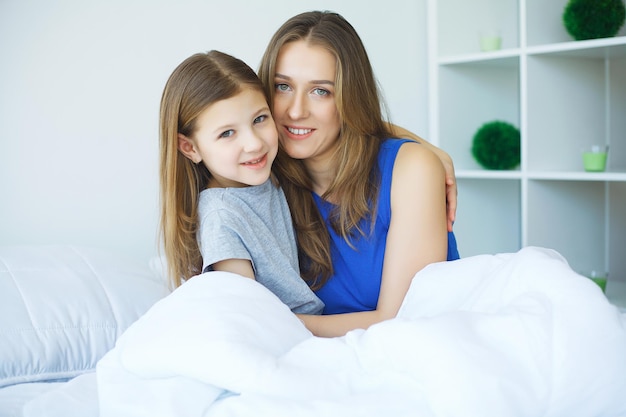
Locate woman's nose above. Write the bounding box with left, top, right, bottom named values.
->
left=287, top=92, right=308, bottom=120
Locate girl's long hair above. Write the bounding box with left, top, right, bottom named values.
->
left=258, top=11, right=392, bottom=289
left=159, top=51, right=266, bottom=288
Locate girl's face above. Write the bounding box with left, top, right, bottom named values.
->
left=178, top=88, right=278, bottom=188
left=272, top=40, right=341, bottom=166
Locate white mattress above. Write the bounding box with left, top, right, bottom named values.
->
left=0, top=244, right=169, bottom=417
left=0, top=373, right=98, bottom=417
left=0, top=381, right=64, bottom=417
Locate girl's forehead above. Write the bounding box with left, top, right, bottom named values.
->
left=203, top=86, right=265, bottom=110
left=196, top=87, right=268, bottom=126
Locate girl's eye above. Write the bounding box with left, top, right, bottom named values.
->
left=275, top=83, right=290, bottom=92
left=312, top=88, right=330, bottom=97
left=254, top=115, right=268, bottom=124
left=219, top=129, right=235, bottom=139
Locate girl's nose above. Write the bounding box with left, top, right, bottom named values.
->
left=242, top=130, right=264, bottom=153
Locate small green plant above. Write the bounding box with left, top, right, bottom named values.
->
left=563, top=0, right=626, bottom=40
left=471, top=121, right=520, bottom=170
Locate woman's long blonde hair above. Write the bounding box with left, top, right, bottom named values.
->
left=258, top=11, right=392, bottom=289
left=159, top=51, right=266, bottom=288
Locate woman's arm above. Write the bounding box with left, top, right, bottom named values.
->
left=386, top=122, right=457, bottom=232
left=299, top=142, right=448, bottom=337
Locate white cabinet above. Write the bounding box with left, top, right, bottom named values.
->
left=427, top=0, right=626, bottom=307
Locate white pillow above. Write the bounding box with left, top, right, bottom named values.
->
left=0, top=245, right=170, bottom=387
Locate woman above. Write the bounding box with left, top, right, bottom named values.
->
left=258, top=11, right=460, bottom=337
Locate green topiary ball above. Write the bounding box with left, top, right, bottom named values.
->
left=471, top=121, right=520, bottom=170
left=563, top=0, right=626, bottom=40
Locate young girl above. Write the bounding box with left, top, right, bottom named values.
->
left=159, top=50, right=324, bottom=314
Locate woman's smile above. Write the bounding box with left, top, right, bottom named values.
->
left=285, top=126, right=314, bottom=139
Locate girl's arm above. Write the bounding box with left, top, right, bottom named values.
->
left=299, top=142, right=448, bottom=337
left=211, top=258, right=255, bottom=279
left=386, top=122, right=457, bottom=232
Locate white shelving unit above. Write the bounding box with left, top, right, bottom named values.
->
left=427, top=0, right=626, bottom=308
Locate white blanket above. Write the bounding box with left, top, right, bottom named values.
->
left=97, top=247, right=626, bottom=417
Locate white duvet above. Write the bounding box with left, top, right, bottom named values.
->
left=96, top=247, right=626, bottom=417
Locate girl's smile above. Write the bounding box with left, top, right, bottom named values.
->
left=241, top=153, right=269, bottom=168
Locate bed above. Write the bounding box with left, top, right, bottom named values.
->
left=2, top=244, right=625, bottom=417
left=0, top=245, right=169, bottom=417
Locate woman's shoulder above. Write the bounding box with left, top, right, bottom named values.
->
left=378, top=138, right=439, bottom=169
left=380, top=137, right=413, bottom=151
left=392, top=138, right=444, bottom=179
left=377, top=138, right=412, bottom=167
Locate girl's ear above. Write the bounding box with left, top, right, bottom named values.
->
left=177, top=134, right=202, bottom=163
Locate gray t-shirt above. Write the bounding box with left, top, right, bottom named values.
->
left=197, top=179, right=324, bottom=314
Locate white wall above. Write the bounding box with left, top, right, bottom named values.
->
left=0, top=0, right=428, bottom=262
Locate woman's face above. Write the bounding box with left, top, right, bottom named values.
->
left=272, top=40, right=341, bottom=165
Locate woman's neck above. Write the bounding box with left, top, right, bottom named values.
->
left=303, top=156, right=336, bottom=199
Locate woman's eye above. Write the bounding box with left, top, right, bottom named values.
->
left=275, top=83, right=290, bottom=92
left=312, top=88, right=330, bottom=97
left=219, top=129, right=235, bottom=139
left=254, top=115, right=268, bottom=124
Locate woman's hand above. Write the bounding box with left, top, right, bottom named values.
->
left=386, top=123, right=457, bottom=231
left=429, top=146, right=457, bottom=232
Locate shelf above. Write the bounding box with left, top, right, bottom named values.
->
left=458, top=170, right=626, bottom=181
left=429, top=0, right=626, bottom=286
left=454, top=178, right=521, bottom=258
left=527, top=36, right=626, bottom=58
left=438, top=37, right=626, bottom=66
left=527, top=181, right=607, bottom=274
left=439, top=50, right=521, bottom=66
left=435, top=0, right=519, bottom=57
left=438, top=61, right=519, bottom=171
left=526, top=50, right=626, bottom=172
left=526, top=0, right=626, bottom=47
left=525, top=171, right=626, bottom=181
left=457, top=170, right=521, bottom=180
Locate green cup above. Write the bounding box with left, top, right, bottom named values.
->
left=590, top=276, right=607, bottom=293
left=480, top=34, right=501, bottom=51
left=583, top=152, right=607, bottom=172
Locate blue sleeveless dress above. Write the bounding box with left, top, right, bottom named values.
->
left=313, top=138, right=460, bottom=314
